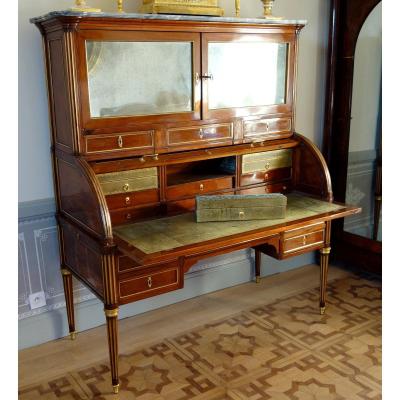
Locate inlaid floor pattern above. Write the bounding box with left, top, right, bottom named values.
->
left=19, top=276, right=381, bottom=399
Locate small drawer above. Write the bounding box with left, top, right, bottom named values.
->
left=282, top=225, right=325, bottom=255
left=106, top=189, right=159, bottom=210
left=98, top=168, right=158, bottom=195
left=242, top=149, right=292, bottom=174
left=110, top=205, right=162, bottom=226
left=167, top=123, right=233, bottom=149
left=239, top=181, right=291, bottom=195
left=240, top=167, right=291, bottom=187
left=85, top=131, right=154, bottom=155
left=166, top=176, right=233, bottom=201
left=243, top=117, right=292, bottom=141
left=119, top=266, right=182, bottom=302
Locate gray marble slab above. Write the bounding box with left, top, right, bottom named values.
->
left=30, top=10, right=307, bottom=26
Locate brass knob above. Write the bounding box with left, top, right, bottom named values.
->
left=239, top=211, right=245, bottom=219
left=126, top=213, right=132, bottom=220
left=139, top=156, right=146, bottom=163
left=264, top=173, right=269, bottom=180
left=123, top=183, right=130, bottom=192
left=117, top=135, right=123, bottom=148
left=283, top=185, right=287, bottom=190
left=250, top=142, right=255, bottom=148
left=265, top=162, right=271, bottom=170
left=147, top=276, right=152, bottom=288
left=125, top=196, right=131, bottom=205
left=199, top=184, right=204, bottom=191
left=153, top=154, right=159, bottom=161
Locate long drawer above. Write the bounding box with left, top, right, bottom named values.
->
left=97, top=168, right=158, bottom=195
left=166, top=123, right=233, bottom=150
left=166, top=176, right=233, bottom=201
left=240, top=167, right=291, bottom=187
left=243, top=117, right=292, bottom=141
left=85, top=131, right=155, bottom=155
left=119, top=265, right=182, bottom=303
left=242, top=149, right=292, bottom=174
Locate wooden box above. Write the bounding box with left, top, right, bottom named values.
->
left=196, top=194, right=287, bottom=222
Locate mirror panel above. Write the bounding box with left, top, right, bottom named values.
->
left=86, top=41, right=193, bottom=117
left=207, top=42, right=288, bottom=109
left=344, top=3, right=382, bottom=241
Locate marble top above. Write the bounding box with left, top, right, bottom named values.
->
left=30, top=10, right=307, bottom=26
left=114, top=194, right=343, bottom=254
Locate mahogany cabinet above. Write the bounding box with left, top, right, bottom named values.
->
left=32, top=11, right=359, bottom=394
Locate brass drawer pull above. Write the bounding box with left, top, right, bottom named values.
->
left=117, top=135, right=123, bottom=148
left=139, top=154, right=159, bottom=163
left=239, top=211, right=245, bottom=219
left=265, top=162, right=271, bottom=170
left=147, top=276, right=152, bottom=288
left=126, top=213, right=132, bottom=220
left=199, top=183, right=204, bottom=191
left=125, top=196, right=131, bottom=205
left=199, top=128, right=204, bottom=139
left=123, top=183, right=130, bottom=192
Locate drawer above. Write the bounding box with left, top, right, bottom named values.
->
left=106, top=189, right=159, bottom=210
left=119, top=266, right=182, bottom=302
left=243, top=117, right=292, bottom=141
left=98, top=168, right=158, bottom=195
left=282, top=224, right=325, bottom=255
left=166, top=176, right=233, bottom=201
left=239, top=181, right=291, bottom=195
left=242, top=149, right=292, bottom=174
left=110, top=205, right=162, bottom=225
left=240, top=167, right=291, bottom=187
left=85, top=131, right=154, bottom=155
left=166, top=123, right=233, bottom=149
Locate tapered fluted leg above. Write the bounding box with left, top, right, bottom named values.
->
left=319, top=247, right=331, bottom=315
left=61, top=268, right=76, bottom=340
left=255, top=248, right=261, bottom=283
left=105, top=308, right=119, bottom=394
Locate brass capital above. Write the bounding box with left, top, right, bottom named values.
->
left=104, top=308, right=119, bottom=318
left=320, top=247, right=331, bottom=255
left=61, top=268, right=71, bottom=276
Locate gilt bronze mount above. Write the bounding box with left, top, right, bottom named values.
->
left=260, top=0, right=282, bottom=20
left=140, top=0, right=224, bottom=16
left=70, top=0, right=101, bottom=12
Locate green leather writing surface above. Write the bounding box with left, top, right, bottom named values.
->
left=114, top=194, right=343, bottom=254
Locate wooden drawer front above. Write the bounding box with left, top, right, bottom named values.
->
left=119, top=267, right=181, bottom=302
left=167, top=123, right=233, bottom=148
left=85, top=131, right=154, bottom=154
left=166, top=176, right=233, bottom=201
left=106, top=189, right=159, bottom=210
left=242, top=150, right=292, bottom=174
left=239, top=181, right=291, bottom=195
left=283, top=228, right=325, bottom=255
left=110, top=205, right=161, bottom=225
left=244, top=117, right=292, bottom=140
left=98, top=168, right=158, bottom=195
left=240, top=167, right=291, bottom=187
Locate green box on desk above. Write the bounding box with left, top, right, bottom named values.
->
left=195, top=194, right=287, bottom=222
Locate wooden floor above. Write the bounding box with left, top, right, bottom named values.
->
left=19, top=264, right=351, bottom=388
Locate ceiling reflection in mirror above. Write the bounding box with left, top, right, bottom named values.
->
left=207, top=42, right=288, bottom=109
left=344, top=2, right=382, bottom=241
left=85, top=41, right=193, bottom=117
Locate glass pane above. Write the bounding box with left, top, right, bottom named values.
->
left=208, top=42, right=288, bottom=109
left=86, top=41, right=193, bottom=117
left=344, top=2, right=382, bottom=241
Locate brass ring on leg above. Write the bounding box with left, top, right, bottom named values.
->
left=70, top=331, right=77, bottom=340
left=320, top=306, right=326, bottom=315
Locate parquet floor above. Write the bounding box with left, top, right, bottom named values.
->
left=19, top=265, right=381, bottom=399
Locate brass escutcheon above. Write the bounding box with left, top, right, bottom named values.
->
left=147, top=276, right=152, bottom=288
left=117, top=135, right=123, bottom=148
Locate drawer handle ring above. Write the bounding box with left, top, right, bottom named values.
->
left=265, top=162, right=271, bottom=170
left=147, top=277, right=152, bottom=288
left=117, top=135, right=123, bottom=148
left=123, top=183, right=130, bottom=192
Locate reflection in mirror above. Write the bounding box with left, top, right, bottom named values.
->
left=207, top=42, right=287, bottom=109
left=344, top=2, right=381, bottom=241
left=85, top=41, right=193, bottom=117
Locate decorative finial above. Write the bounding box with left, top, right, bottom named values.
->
left=260, top=0, right=282, bottom=20
left=70, top=0, right=101, bottom=12
left=235, top=0, right=240, bottom=17
left=117, top=0, right=125, bottom=13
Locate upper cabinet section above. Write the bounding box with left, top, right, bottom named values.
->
left=202, top=33, right=295, bottom=120
left=76, top=31, right=202, bottom=128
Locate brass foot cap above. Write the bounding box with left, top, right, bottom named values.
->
left=255, top=276, right=261, bottom=284
left=112, top=384, right=120, bottom=394
left=320, top=307, right=326, bottom=315
left=70, top=331, right=77, bottom=340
